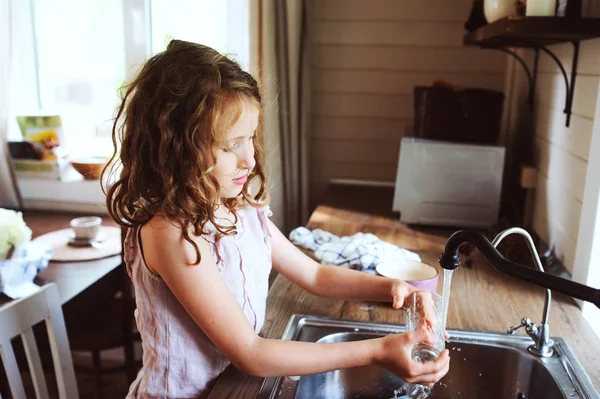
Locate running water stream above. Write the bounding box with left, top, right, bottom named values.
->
left=399, top=269, right=455, bottom=399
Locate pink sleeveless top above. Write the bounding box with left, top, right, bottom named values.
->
left=124, top=205, right=273, bottom=399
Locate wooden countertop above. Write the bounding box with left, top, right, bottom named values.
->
left=209, top=202, right=600, bottom=398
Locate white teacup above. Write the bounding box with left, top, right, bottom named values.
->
left=70, top=216, right=102, bottom=241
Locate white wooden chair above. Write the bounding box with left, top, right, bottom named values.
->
left=0, top=283, right=79, bottom=399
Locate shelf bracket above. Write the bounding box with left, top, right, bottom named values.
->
left=537, top=41, right=580, bottom=127
left=484, top=41, right=580, bottom=127
left=497, top=47, right=539, bottom=111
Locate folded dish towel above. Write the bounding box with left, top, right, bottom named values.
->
left=289, top=227, right=421, bottom=273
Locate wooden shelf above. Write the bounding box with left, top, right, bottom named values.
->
left=464, top=16, right=600, bottom=47
left=464, top=16, right=600, bottom=126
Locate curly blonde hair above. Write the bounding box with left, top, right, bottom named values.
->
left=102, top=40, right=268, bottom=264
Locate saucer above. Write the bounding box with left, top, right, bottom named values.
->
left=67, top=231, right=108, bottom=247
left=32, top=226, right=122, bottom=261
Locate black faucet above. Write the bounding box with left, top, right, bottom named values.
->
left=439, top=229, right=600, bottom=309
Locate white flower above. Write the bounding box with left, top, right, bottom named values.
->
left=0, top=209, right=32, bottom=260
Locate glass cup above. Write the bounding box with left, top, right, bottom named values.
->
left=404, top=291, right=445, bottom=399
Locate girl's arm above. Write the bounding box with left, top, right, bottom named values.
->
left=269, top=220, right=418, bottom=308
left=140, top=219, right=449, bottom=383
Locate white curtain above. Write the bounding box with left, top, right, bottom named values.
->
left=0, top=0, right=20, bottom=208
left=250, top=0, right=310, bottom=233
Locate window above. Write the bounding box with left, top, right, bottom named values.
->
left=151, top=0, right=227, bottom=54
left=150, top=0, right=249, bottom=69
left=7, top=0, right=249, bottom=210
left=32, top=0, right=126, bottom=154
left=10, top=0, right=249, bottom=158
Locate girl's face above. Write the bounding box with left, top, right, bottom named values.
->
left=212, top=100, right=259, bottom=199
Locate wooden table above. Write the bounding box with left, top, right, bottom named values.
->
left=37, top=255, right=122, bottom=305
left=208, top=203, right=600, bottom=398
left=0, top=211, right=125, bottom=397
left=14, top=212, right=121, bottom=305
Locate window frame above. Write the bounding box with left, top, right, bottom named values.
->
left=572, top=80, right=600, bottom=337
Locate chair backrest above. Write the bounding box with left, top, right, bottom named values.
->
left=0, top=283, right=78, bottom=399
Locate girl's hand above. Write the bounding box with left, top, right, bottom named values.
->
left=375, top=328, right=450, bottom=385
left=412, top=290, right=451, bottom=340
left=392, top=284, right=451, bottom=340
left=391, top=279, right=418, bottom=309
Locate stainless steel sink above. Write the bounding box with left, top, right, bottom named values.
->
left=258, top=315, right=599, bottom=399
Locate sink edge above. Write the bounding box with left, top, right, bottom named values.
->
left=258, top=314, right=599, bottom=399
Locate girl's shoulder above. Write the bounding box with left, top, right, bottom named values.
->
left=210, top=203, right=272, bottom=241
left=243, top=203, right=273, bottom=241
left=139, top=214, right=206, bottom=266
left=242, top=202, right=272, bottom=219
left=240, top=202, right=272, bottom=228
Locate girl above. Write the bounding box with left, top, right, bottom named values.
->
left=103, top=39, right=450, bottom=399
